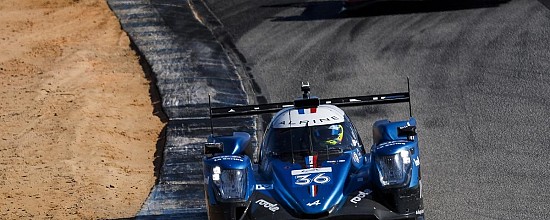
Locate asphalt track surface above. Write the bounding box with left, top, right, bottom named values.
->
left=201, top=0, right=550, bottom=219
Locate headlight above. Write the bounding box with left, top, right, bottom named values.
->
left=212, top=168, right=247, bottom=200
left=376, top=150, right=412, bottom=187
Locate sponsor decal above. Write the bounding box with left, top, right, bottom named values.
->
left=277, top=116, right=341, bottom=127
left=413, top=156, right=420, bottom=166
left=306, top=200, right=321, bottom=207
left=352, top=152, right=360, bottom=164
left=350, top=189, right=372, bottom=204
left=212, top=155, right=244, bottom=162
left=255, top=199, right=279, bottom=212
left=398, top=122, right=414, bottom=131
left=255, top=184, right=273, bottom=190
left=377, top=140, right=408, bottom=148
left=416, top=209, right=424, bottom=215
left=291, top=167, right=332, bottom=175
left=327, top=159, right=346, bottom=164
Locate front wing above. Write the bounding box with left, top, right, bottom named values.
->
left=240, top=191, right=421, bottom=220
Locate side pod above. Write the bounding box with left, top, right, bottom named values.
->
left=203, top=132, right=255, bottom=220
left=370, top=117, right=424, bottom=216
left=372, top=117, right=417, bottom=145
left=206, top=132, right=251, bottom=156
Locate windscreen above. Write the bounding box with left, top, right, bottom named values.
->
left=264, top=118, right=361, bottom=162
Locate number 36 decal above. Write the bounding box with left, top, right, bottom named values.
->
left=294, top=173, right=331, bottom=186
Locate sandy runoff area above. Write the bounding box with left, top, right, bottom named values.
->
left=0, top=0, right=164, bottom=218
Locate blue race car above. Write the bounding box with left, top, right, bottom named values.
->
left=203, top=83, right=424, bottom=219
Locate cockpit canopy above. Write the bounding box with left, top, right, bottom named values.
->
left=262, top=105, right=362, bottom=162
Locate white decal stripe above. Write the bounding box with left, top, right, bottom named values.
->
left=291, top=167, right=332, bottom=175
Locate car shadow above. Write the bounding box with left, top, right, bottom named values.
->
left=538, top=0, right=550, bottom=10
left=266, top=0, right=510, bottom=22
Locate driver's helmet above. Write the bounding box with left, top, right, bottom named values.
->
left=314, top=124, right=344, bottom=146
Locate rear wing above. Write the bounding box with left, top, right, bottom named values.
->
left=210, top=79, right=413, bottom=119
left=210, top=92, right=410, bottom=118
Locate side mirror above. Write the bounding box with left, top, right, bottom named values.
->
left=397, top=126, right=417, bottom=141
left=204, top=142, right=223, bottom=156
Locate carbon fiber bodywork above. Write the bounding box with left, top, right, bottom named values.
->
left=241, top=189, right=422, bottom=220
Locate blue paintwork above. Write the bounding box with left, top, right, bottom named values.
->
left=269, top=156, right=351, bottom=214
left=371, top=118, right=421, bottom=188
left=203, top=116, right=422, bottom=216
left=207, top=132, right=251, bottom=155
left=373, top=117, right=416, bottom=143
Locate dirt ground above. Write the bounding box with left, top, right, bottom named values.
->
left=0, top=0, right=164, bottom=219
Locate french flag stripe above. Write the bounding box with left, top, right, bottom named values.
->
left=312, top=155, right=317, bottom=168
left=306, top=156, right=317, bottom=168
left=311, top=185, right=317, bottom=197
left=298, top=108, right=317, bottom=114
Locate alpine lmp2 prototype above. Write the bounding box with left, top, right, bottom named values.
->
left=203, top=83, right=424, bottom=219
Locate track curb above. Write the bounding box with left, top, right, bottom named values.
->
left=107, top=0, right=257, bottom=218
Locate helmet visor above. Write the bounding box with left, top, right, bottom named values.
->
left=315, top=125, right=343, bottom=144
